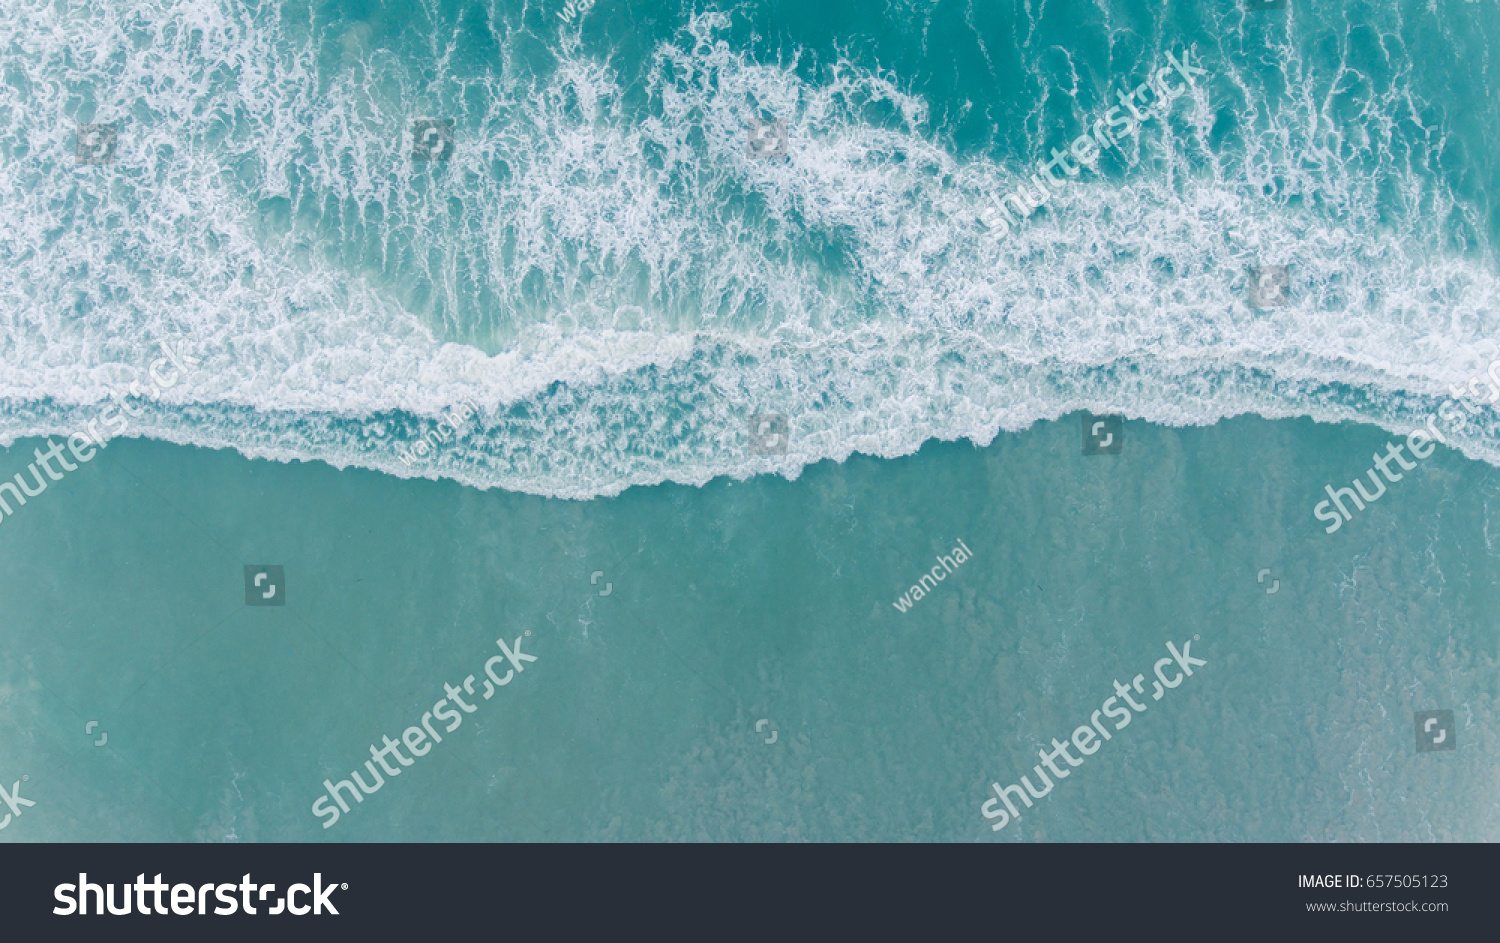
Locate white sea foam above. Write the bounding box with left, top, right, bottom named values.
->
left=2, top=3, right=1497, bottom=498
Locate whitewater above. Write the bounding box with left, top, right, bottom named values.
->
left=3, top=1, right=1499, bottom=500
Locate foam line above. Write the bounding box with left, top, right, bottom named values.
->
left=1, top=3, right=1496, bottom=499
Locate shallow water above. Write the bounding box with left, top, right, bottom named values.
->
left=0, top=414, right=1494, bottom=841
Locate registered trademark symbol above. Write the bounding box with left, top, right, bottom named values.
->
left=21, top=775, right=27, bottom=782
left=341, top=883, right=348, bottom=890
left=1194, top=635, right=1200, bottom=641
left=525, top=630, right=531, bottom=636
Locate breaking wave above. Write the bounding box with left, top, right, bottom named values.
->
left=3, top=1, right=1499, bottom=497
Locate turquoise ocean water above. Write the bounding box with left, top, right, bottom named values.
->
left=1, top=0, right=1497, bottom=840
